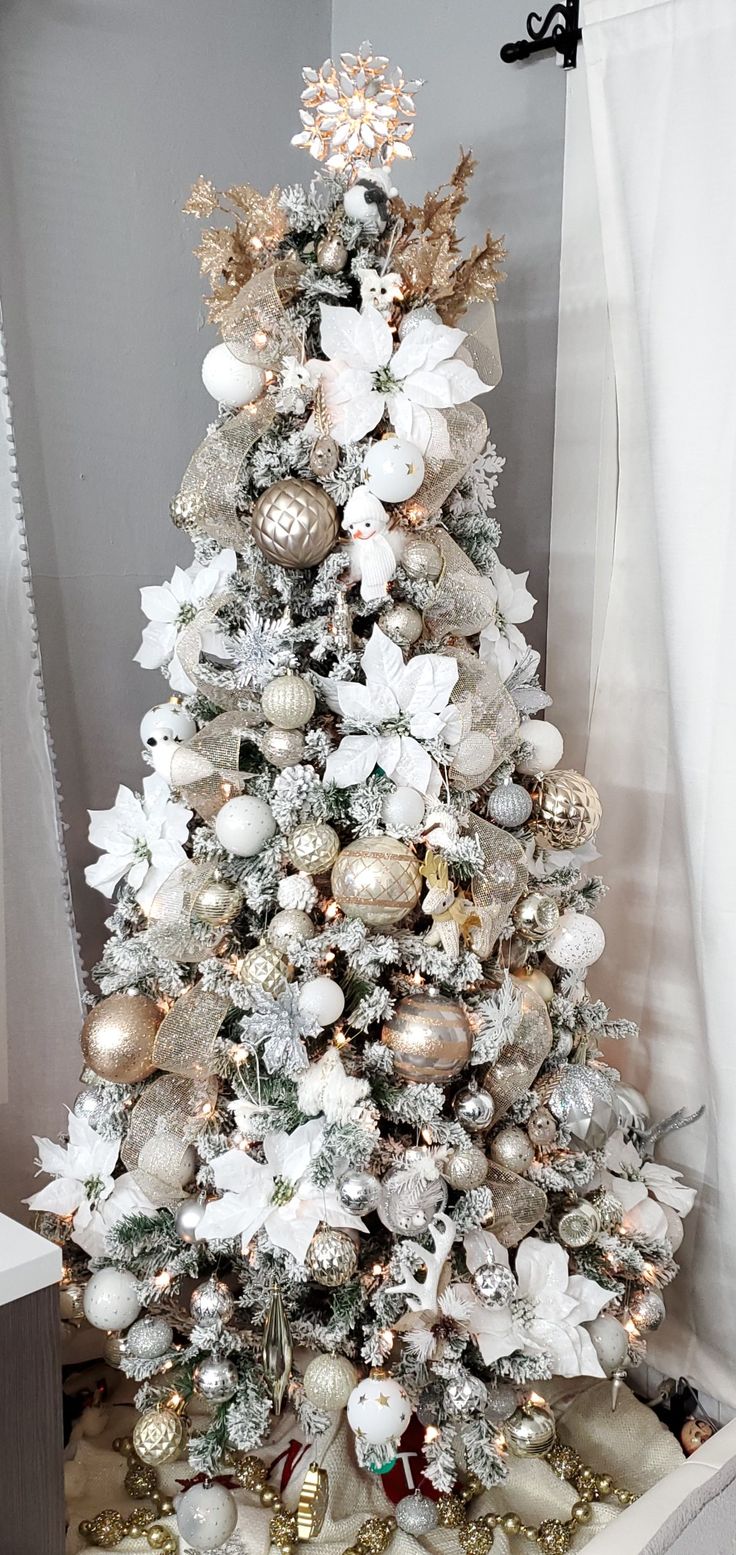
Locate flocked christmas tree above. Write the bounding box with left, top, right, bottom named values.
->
left=31, top=43, right=698, bottom=1554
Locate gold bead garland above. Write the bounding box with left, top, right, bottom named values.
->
left=78, top=1436, right=177, bottom=1550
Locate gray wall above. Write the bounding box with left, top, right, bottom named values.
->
left=0, top=1, right=564, bottom=976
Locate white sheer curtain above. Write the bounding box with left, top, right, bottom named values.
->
left=0, top=303, right=83, bottom=1213
left=548, top=0, right=736, bottom=1403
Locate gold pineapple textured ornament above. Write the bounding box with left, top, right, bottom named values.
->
left=331, top=834, right=422, bottom=927
left=239, top=941, right=292, bottom=995
left=527, top=770, right=602, bottom=850
left=132, top=1406, right=185, bottom=1467
left=251, top=478, right=338, bottom=568
left=288, top=821, right=341, bottom=873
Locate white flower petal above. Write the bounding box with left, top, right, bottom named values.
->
left=392, top=322, right=467, bottom=378
left=320, top=303, right=392, bottom=371
left=325, top=734, right=381, bottom=788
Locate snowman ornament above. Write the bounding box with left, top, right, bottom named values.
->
left=342, top=487, right=404, bottom=603
left=343, top=166, right=397, bottom=236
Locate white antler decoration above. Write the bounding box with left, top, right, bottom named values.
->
left=386, top=1212, right=457, bottom=1313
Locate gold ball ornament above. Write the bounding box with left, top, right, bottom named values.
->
left=251, top=478, right=338, bottom=569
left=132, top=1407, right=185, bottom=1467
left=512, top=893, right=560, bottom=942
left=381, top=602, right=423, bottom=646
left=402, top=536, right=443, bottom=581
left=192, top=875, right=243, bottom=927
left=261, top=674, right=316, bottom=729
left=239, top=942, right=293, bottom=996
left=267, top=909, right=315, bottom=952
left=288, top=821, right=341, bottom=874
left=513, top=967, right=555, bottom=1004
left=504, top=1400, right=557, bottom=1457
left=317, top=233, right=348, bottom=272
left=331, top=835, right=422, bottom=928
left=442, top=1146, right=489, bottom=1191
left=262, top=726, right=305, bottom=768
left=305, top=1226, right=358, bottom=1287
left=81, top=993, right=162, bottom=1083
left=60, top=1281, right=86, bottom=1324
left=527, top=770, right=603, bottom=850
left=490, top=1126, right=535, bottom=1173
left=381, top=993, right=473, bottom=1084
left=303, top=1352, right=358, bottom=1410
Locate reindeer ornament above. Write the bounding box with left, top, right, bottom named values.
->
left=421, top=849, right=481, bottom=961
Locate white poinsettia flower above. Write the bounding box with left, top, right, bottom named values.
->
left=85, top=772, right=192, bottom=912
left=320, top=625, right=461, bottom=795
left=480, top=561, right=537, bottom=681
left=454, top=1230, right=610, bottom=1376
left=603, top=1131, right=695, bottom=1244
left=135, top=550, right=237, bottom=694
left=310, top=303, right=490, bottom=453
left=25, top=1112, right=154, bottom=1258
left=196, top=1116, right=367, bottom=1264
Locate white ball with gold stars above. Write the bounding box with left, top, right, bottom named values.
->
left=347, top=1373, right=411, bottom=1445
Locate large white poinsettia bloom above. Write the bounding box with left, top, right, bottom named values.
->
left=135, top=550, right=237, bottom=694
left=455, top=1230, right=611, bottom=1377
left=320, top=625, right=461, bottom=795
left=312, top=304, right=489, bottom=453
left=26, top=1112, right=154, bottom=1258
left=196, top=1116, right=367, bottom=1263
left=603, top=1131, right=696, bottom=1250
left=85, top=772, right=192, bottom=912
left=479, top=560, right=537, bottom=682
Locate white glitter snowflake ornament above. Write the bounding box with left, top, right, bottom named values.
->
left=292, top=42, right=423, bottom=175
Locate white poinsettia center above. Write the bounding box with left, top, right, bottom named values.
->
left=133, top=836, right=153, bottom=864
left=373, top=364, right=399, bottom=395
left=271, top=1175, right=297, bottom=1206
left=176, top=601, right=198, bottom=627
left=83, top=1173, right=109, bottom=1208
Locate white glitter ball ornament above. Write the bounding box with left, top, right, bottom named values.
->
left=396, top=1494, right=439, bottom=1535
left=140, top=702, right=196, bottom=751
left=515, top=719, right=564, bottom=775
left=214, top=794, right=276, bottom=857
left=83, top=1268, right=142, bottom=1331
left=261, top=673, right=316, bottom=729
left=267, top=909, right=315, bottom=952
left=298, top=975, right=345, bottom=1027
left=303, top=1353, right=358, bottom=1411
left=546, top=911, right=606, bottom=971
left=175, top=1481, right=238, bottom=1550
left=380, top=785, right=425, bottom=832
left=347, top=1374, right=411, bottom=1445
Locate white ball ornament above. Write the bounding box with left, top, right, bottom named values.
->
left=347, top=1374, right=411, bottom=1445
left=516, top=719, right=564, bottom=775
left=298, top=976, right=345, bottom=1027
left=140, top=702, right=196, bottom=750
left=214, top=794, right=276, bottom=857
left=83, top=1268, right=142, bottom=1332
left=175, top=1481, right=238, bottom=1550
left=201, top=341, right=265, bottom=408
left=381, top=785, right=425, bottom=832
left=363, top=437, right=425, bottom=503
left=547, top=910, right=606, bottom=971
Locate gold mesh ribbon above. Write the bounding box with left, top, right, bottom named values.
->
left=172, top=261, right=302, bottom=545
left=170, top=710, right=261, bottom=821
left=175, top=598, right=261, bottom=713
left=486, top=1161, right=548, bottom=1247
left=467, top=816, right=528, bottom=954
left=425, top=529, right=497, bottom=640
left=122, top=1072, right=218, bottom=1206
left=482, top=986, right=553, bottom=1121
left=152, top=984, right=231, bottom=1080
left=410, top=301, right=502, bottom=518
left=148, top=861, right=231, bottom=963
left=446, top=646, right=520, bottom=790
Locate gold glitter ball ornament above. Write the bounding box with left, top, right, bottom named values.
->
left=303, top=1352, right=358, bottom=1410
left=262, top=726, right=305, bottom=768
left=402, top=536, right=443, bottom=581
left=316, top=234, right=348, bottom=273
left=288, top=821, right=341, bottom=874
left=251, top=478, right=338, bottom=569
left=331, top=835, right=422, bottom=928
left=527, top=769, right=602, bottom=850
left=381, top=993, right=472, bottom=1083
left=191, top=875, right=243, bottom=927
left=239, top=942, right=293, bottom=996
left=262, top=673, right=316, bottom=729
left=512, top=892, right=560, bottom=942
left=305, top=1225, right=358, bottom=1286
left=442, top=1146, right=488, bottom=1191
left=132, top=1407, right=185, bottom=1467
left=381, top=601, right=423, bottom=646
left=81, top=993, right=162, bottom=1083
left=267, top=909, right=316, bottom=952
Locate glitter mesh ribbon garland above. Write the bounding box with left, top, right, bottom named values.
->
left=122, top=1073, right=218, bottom=1205
left=172, top=262, right=302, bottom=545
left=175, top=599, right=263, bottom=714
left=406, top=302, right=502, bottom=519
left=169, top=709, right=261, bottom=821
left=482, top=984, right=554, bottom=1120
left=152, top=984, right=231, bottom=1080
left=486, top=1161, right=548, bottom=1247
left=147, top=861, right=233, bottom=962
left=425, top=530, right=497, bottom=640
left=465, top=816, right=528, bottom=955
left=446, top=646, right=520, bottom=790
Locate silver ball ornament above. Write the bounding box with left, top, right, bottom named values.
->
left=190, top=1277, right=234, bottom=1327
left=452, top=1085, right=495, bottom=1133
left=615, top=1081, right=651, bottom=1130
left=267, top=909, right=315, bottom=952
left=126, top=1315, right=174, bottom=1359
left=262, top=726, right=305, bottom=768
left=192, top=876, right=243, bottom=927
left=337, top=1170, right=381, bottom=1215
left=558, top=1201, right=601, bottom=1248
left=59, top=1281, right=86, bottom=1324
left=487, top=782, right=533, bottom=829
left=305, top=1226, right=358, bottom=1287
left=629, top=1287, right=666, bottom=1331
left=72, top=1088, right=109, bottom=1130
left=193, top=1355, right=239, bottom=1403
left=174, top=1196, right=207, bottom=1244
left=442, top=1147, right=488, bottom=1191
left=395, top=1495, right=439, bottom=1536
left=489, top=1126, right=534, bottom=1173
left=472, top=1262, right=517, bottom=1308
left=303, top=1353, right=358, bottom=1411
left=381, top=602, right=423, bottom=646
left=512, top=893, right=560, bottom=942
left=444, top=1373, right=488, bottom=1417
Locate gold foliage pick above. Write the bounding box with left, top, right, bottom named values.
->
left=184, top=179, right=289, bottom=325
left=391, top=150, right=506, bottom=320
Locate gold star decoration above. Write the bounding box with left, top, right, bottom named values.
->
left=376, top=1392, right=391, bottom=1407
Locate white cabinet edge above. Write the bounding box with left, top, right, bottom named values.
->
left=0, top=1212, right=62, bottom=1307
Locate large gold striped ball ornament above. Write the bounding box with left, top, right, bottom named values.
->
left=251, top=478, right=338, bottom=569
left=261, top=673, right=316, bottom=730
left=527, top=769, right=602, bottom=850
left=81, top=993, right=162, bottom=1083
left=331, top=835, right=422, bottom=928
left=381, top=993, right=472, bottom=1083
left=288, top=821, right=341, bottom=875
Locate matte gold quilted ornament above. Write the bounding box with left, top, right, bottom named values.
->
left=250, top=477, right=338, bottom=568
left=527, top=769, right=602, bottom=850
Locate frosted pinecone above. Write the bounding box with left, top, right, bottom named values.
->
left=278, top=873, right=318, bottom=912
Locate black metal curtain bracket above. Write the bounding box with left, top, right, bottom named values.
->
left=501, top=1, right=581, bottom=69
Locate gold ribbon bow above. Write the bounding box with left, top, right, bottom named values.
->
left=486, top=1161, right=548, bottom=1247
left=172, top=261, right=302, bottom=545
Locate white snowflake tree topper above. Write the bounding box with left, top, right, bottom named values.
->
left=292, top=42, right=422, bottom=174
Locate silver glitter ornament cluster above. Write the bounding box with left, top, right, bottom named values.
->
left=190, top=1277, right=234, bottom=1327
left=125, top=1315, right=174, bottom=1359
left=549, top=1067, right=618, bottom=1152
left=487, top=782, right=533, bottom=829
left=395, top=1495, right=439, bottom=1535
left=472, top=1261, right=517, bottom=1308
